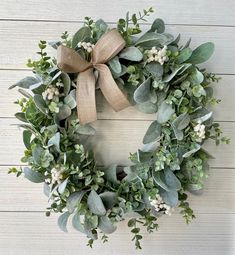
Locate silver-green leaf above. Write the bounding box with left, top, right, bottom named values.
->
left=143, top=121, right=161, bottom=144
left=157, top=101, right=174, bottom=124
left=58, top=212, right=70, bottom=232
left=24, top=167, right=45, bottom=183
left=98, top=216, right=117, bottom=234
left=119, top=47, right=143, bottom=61
left=67, top=191, right=86, bottom=213
left=87, top=190, right=106, bottom=216
left=188, top=42, right=215, bottom=64
left=133, top=78, right=151, bottom=103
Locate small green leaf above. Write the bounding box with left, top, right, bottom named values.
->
left=108, top=56, right=122, bottom=74
left=133, top=78, right=151, bottom=103
left=172, top=113, right=190, bottom=130
left=23, top=130, right=32, bottom=149
left=157, top=101, right=174, bottom=124
left=159, top=188, right=178, bottom=207
left=64, top=93, right=76, bottom=109
left=136, top=100, right=158, bottom=114
left=143, top=121, right=161, bottom=144
left=146, top=62, right=163, bottom=77
left=72, top=213, right=86, bottom=233
left=164, top=169, right=181, bottom=190
left=119, top=47, right=143, bottom=61
left=163, top=65, right=185, bottom=83
left=98, top=216, right=117, bottom=234
left=176, top=48, right=192, bottom=64
left=76, top=124, right=96, bottom=135
left=67, top=191, right=86, bottom=213
left=183, top=144, right=201, bottom=158
left=100, top=192, right=118, bottom=209
left=33, top=94, right=48, bottom=115
left=135, top=32, right=174, bottom=47
left=103, top=164, right=119, bottom=184
left=48, top=132, right=60, bottom=152
left=56, top=104, right=71, bottom=120
left=72, top=26, right=91, bottom=48
left=24, top=167, right=45, bottom=183
left=87, top=190, right=106, bottom=216
left=58, top=212, right=70, bottom=232
left=150, top=18, right=165, bottom=33
left=188, top=42, right=215, bottom=64
left=9, top=76, right=41, bottom=90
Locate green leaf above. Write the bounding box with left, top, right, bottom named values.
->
left=103, top=164, right=119, bottom=184
left=188, top=42, right=215, bottom=64
left=61, top=72, right=71, bottom=95
left=153, top=171, right=170, bottom=191
left=189, top=69, right=204, bottom=85
left=183, top=144, right=201, bottom=158
left=192, top=85, right=206, bottom=97
left=9, top=76, right=41, bottom=90
left=48, top=132, right=60, bottom=152
left=64, top=93, right=76, bottom=109
left=58, top=178, right=68, bottom=194
left=98, top=216, right=117, bottom=234
left=157, top=101, right=174, bottom=124
left=108, top=56, right=122, bottom=74
left=159, top=189, right=178, bottom=207
left=56, top=104, right=71, bottom=120
left=119, top=47, right=143, bottom=61
left=15, top=112, right=27, bottom=122
left=146, top=62, right=163, bottom=77
left=72, top=26, right=91, bottom=48
left=87, top=190, right=106, bottom=216
left=23, top=130, right=32, bottom=149
left=176, top=48, right=192, bottom=64
left=133, top=78, right=151, bottom=103
left=23, top=167, right=45, bottom=183
left=100, top=192, right=118, bottom=209
left=135, top=32, right=174, bottom=48
left=72, top=213, right=85, bottom=233
left=33, top=94, right=48, bottom=115
left=172, top=125, right=184, bottom=140
left=67, top=191, right=86, bottom=213
left=18, top=88, right=32, bottom=98
left=136, top=100, right=158, bottom=114
left=172, top=113, right=190, bottom=130
left=150, top=18, right=165, bottom=33
left=143, top=121, right=161, bottom=144
left=163, top=65, right=185, bottom=83
left=58, top=212, right=70, bottom=232
left=76, top=124, right=96, bottom=135
left=164, top=169, right=181, bottom=190
left=194, top=112, right=213, bottom=123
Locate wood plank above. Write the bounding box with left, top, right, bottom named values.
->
left=0, top=212, right=234, bottom=255
left=0, top=0, right=235, bottom=26
left=0, top=21, right=235, bottom=73
left=1, top=166, right=234, bottom=213
left=0, top=118, right=234, bottom=167
left=1, top=71, right=235, bottom=121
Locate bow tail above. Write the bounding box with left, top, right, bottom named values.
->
left=95, top=64, right=130, bottom=111
left=77, top=68, right=97, bottom=125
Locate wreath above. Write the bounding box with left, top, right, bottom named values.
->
left=9, top=8, right=229, bottom=249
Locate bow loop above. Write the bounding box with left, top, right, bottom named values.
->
left=57, top=28, right=130, bottom=125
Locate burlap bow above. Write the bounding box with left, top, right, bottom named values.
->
left=57, top=28, right=130, bottom=125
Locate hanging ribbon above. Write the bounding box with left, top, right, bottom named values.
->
left=57, top=29, right=130, bottom=125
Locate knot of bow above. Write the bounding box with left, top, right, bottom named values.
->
left=57, top=28, right=130, bottom=125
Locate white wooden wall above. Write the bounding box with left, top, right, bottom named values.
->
left=0, top=1, right=235, bottom=254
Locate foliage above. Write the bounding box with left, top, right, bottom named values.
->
left=9, top=8, right=229, bottom=249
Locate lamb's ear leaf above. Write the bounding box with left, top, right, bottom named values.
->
left=143, top=121, right=161, bottom=144
left=87, top=190, right=106, bottom=216
left=149, top=18, right=165, bottom=33
left=159, top=188, right=179, bottom=207
left=72, top=213, right=86, bottom=233
left=23, top=130, right=32, bottom=149
left=157, top=101, right=174, bottom=124
left=172, top=113, right=190, bottom=130
left=9, top=76, right=41, bottom=90
left=133, top=78, right=151, bottom=103
left=108, top=56, right=122, bottom=74
left=119, top=47, right=143, bottom=61
left=188, top=42, right=214, bottom=64
left=23, top=167, right=45, bottom=183
left=98, top=216, right=117, bottom=234
left=58, top=212, right=70, bottom=232
left=66, top=190, right=86, bottom=213
left=72, top=26, right=91, bottom=48
left=103, top=164, right=119, bottom=184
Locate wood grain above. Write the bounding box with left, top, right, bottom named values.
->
left=1, top=166, right=234, bottom=213
left=2, top=70, right=235, bottom=121
left=0, top=0, right=235, bottom=26
left=0, top=212, right=234, bottom=255
left=0, top=118, right=234, bottom=167
left=0, top=21, right=235, bottom=73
